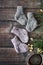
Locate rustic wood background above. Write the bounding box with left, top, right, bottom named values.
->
left=0, top=0, right=43, bottom=65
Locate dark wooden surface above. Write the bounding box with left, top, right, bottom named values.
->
left=0, top=0, right=43, bottom=65
left=0, top=48, right=26, bottom=65
left=0, top=48, right=24, bottom=61
left=0, top=9, right=41, bottom=20
left=0, top=0, right=41, bottom=8
left=0, top=0, right=42, bottom=20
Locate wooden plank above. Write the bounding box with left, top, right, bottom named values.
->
left=0, top=21, right=43, bottom=47
left=0, top=9, right=43, bottom=20
left=0, top=30, right=43, bottom=47
left=0, top=33, right=14, bottom=47
left=0, top=19, right=43, bottom=26
left=0, top=62, right=26, bottom=65
left=0, top=22, right=43, bottom=47
left=0, top=48, right=26, bottom=65
left=0, top=22, right=21, bottom=34
left=0, top=30, right=43, bottom=39
left=0, top=20, right=43, bottom=34
left=0, top=0, right=41, bottom=8
left=0, top=14, right=43, bottom=32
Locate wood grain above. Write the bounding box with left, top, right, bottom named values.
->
left=0, top=0, right=43, bottom=65
left=0, top=48, right=26, bottom=65
left=0, top=0, right=41, bottom=8
left=0, top=31, right=43, bottom=47
left=0, top=9, right=42, bottom=20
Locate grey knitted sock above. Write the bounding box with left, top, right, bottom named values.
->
left=11, top=26, right=29, bottom=43
left=26, top=12, right=37, bottom=32
left=14, top=6, right=27, bottom=25
left=11, top=36, right=28, bottom=53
